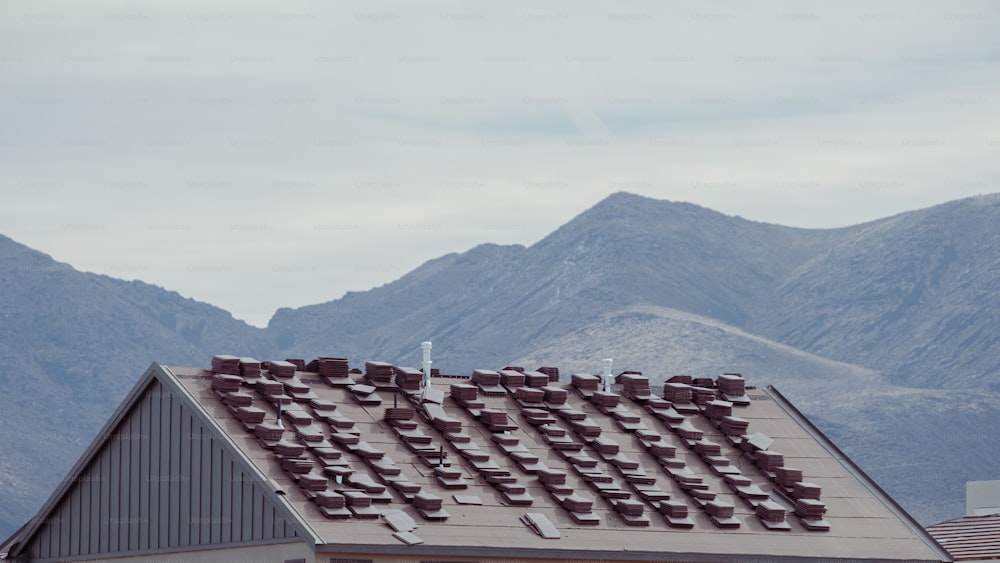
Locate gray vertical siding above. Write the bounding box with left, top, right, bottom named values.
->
left=26, top=377, right=300, bottom=560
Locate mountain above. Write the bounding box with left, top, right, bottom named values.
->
left=0, top=234, right=271, bottom=537
left=2, top=191, right=999, bottom=536
left=750, top=194, right=1000, bottom=388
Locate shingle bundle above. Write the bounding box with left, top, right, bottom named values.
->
left=239, top=358, right=261, bottom=379
left=560, top=493, right=592, bottom=512
left=211, top=373, right=241, bottom=393
left=298, top=471, right=327, bottom=491
left=775, top=466, right=803, bottom=487
left=254, top=422, right=284, bottom=441
left=364, top=361, right=396, bottom=388
left=693, top=439, right=722, bottom=456
left=313, top=490, right=346, bottom=508
left=569, top=418, right=602, bottom=438
left=756, top=450, right=784, bottom=471
left=472, top=369, right=506, bottom=395
left=795, top=499, right=827, bottom=519
left=755, top=500, right=790, bottom=530
left=256, top=379, right=284, bottom=396
left=541, top=386, right=568, bottom=405
left=267, top=360, right=296, bottom=378
left=313, top=357, right=349, bottom=378
left=704, top=400, right=733, bottom=420
left=523, top=371, right=550, bottom=388
left=614, top=499, right=645, bottom=516
left=394, top=367, right=423, bottom=392
left=499, top=369, right=525, bottom=388
left=662, top=382, right=692, bottom=404
left=591, top=391, right=620, bottom=409
left=274, top=439, right=306, bottom=457
left=691, top=386, right=716, bottom=405
left=793, top=482, right=822, bottom=500
left=717, top=373, right=746, bottom=396
left=515, top=387, right=544, bottom=404
left=571, top=373, right=600, bottom=394
left=479, top=408, right=515, bottom=431
left=719, top=415, right=749, bottom=436
left=211, top=355, right=241, bottom=375
left=620, top=374, right=652, bottom=401
left=234, top=406, right=266, bottom=424
left=281, top=457, right=313, bottom=474
left=450, top=384, right=479, bottom=402
left=522, top=408, right=555, bottom=426
left=537, top=468, right=567, bottom=485
left=384, top=406, right=415, bottom=422
left=221, top=391, right=253, bottom=407
left=591, top=436, right=620, bottom=455
left=537, top=366, right=560, bottom=382
left=413, top=492, right=448, bottom=519
left=705, top=500, right=740, bottom=528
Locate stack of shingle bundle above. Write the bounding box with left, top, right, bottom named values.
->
left=295, top=423, right=325, bottom=443
left=238, top=358, right=261, bottom=380
left=523, top=371, right=550, bottom=388
left=793, top=482, right=822, bottom=500
left=267, top=360, right=297, bottom=378
left=559, top=494, right=600, bottom=525
left=496, top=481, right=533, bottom=506
left=281, top=403, right=313, bottom=426
left=281, top=376, right=312, bottom=400
left=703, top=400, right=733, bottom=421
left=795, top=499, right=830, bottom=530
left=211, top=355, right=241, bottom=375
left=433, top=465, right=468, bottom=489
left=620, top=373, right=652, bottom=402
left=591, top=391, right=620, bottom=409
left=614, top=499, right=650, bottom=526
left=312, top=490, right=350, bottom=519
left=662, top=382, right=692, bottom=404
left=342, top=491, right=379, bottom=519
left=286, top=358, right=306, bottom=371
left=349, top=383, right=381, bottom=406
left=297, top=470, right=327, bottom=491
left=234, top=405, right=266, bottom=426
left=221, top=391, right=253, bottom=409
left=449, top=383, right=481, bottom=406
left=756, top=450, right=784, bottom=473
left=314, top=357, right=352, bottom=386
left=211, top=373, right=241, bottom=393
left=719, top=415, right=749, bottom=437
left=571, top=373, right=600, bottom=399
left=364, top=361, right=396, bottom=389
left=537, top=366, right=560, bottom=382
left=756, top=500, right=791, bottom=530
left=384, top=405, right=415, bottom=423
left=691, top=386, right=716, bottom=406
left=499, top=369, right=525, bottom=389
left=541, top=385, right=568, bottom=406
left=423, top=403, right=462, bottom=433
left=569, top=417, right=602, bottom=438
left=691, top=377, right=715, bottom=389
left=537, top=467, right=567, bottom=489
left=412, top=492, right=449, bottom=520
left=775, top=466, right=803, bottom=487
left=717, top=373, right=749, bottom=405
left=705, top=500, right=740, bottom=528
left=280, top=457, right=313, bottom=475
left=515, top=386, right=544, bottom=405
left=656, top=500, right=695, bottom=528
left=479, top=408, right=516, bottom=432
left=254, top=421, right=284, bottom=446
left=471, top=369, right=506, bottom=396
left=274, top=439, right=306, bottom=457
left=591, top=436, right=619, bottom=456
left=394, top=367, right=423, bottom=393
left=521, top=408, right=556, bottom=426
left=693, top=438, right=722, bottom=457
left=674, top=419, right=704, bottom=440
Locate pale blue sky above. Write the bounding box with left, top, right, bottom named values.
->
left=2, top=1, right=998, bottom=326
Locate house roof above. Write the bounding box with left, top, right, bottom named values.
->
left=6, top=355, right=950, bottom=562
left=926, top=513, right=1000, bottom=561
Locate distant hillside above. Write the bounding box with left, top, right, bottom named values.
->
left=750, top=194, right=1000, bottom=388
left=0, top=235, right=271, bottom=537
left=2, top=191, right=999, bottom=536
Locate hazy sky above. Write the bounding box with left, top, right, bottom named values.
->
left=2, top=1, right=998, bottom=327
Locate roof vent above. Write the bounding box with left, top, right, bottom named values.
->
left=602, top=358, right=613, bottom=393
left=421, top=341, right=432, bottom=390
